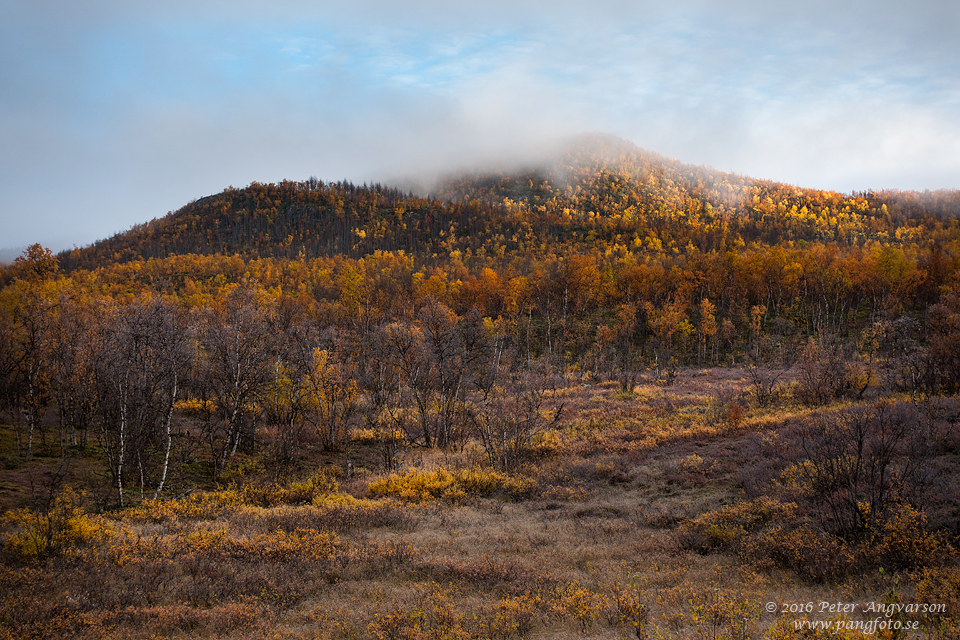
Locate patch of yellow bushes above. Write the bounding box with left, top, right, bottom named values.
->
left=367, top=466, right=537, bottom=502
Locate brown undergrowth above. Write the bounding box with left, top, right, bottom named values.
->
left=2, top=368, right=959, bottom=639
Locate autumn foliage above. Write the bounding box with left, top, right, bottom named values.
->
left=1, top=136, right=960, bottom=639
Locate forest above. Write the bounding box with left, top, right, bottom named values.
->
left=1, top=134, right=960, bottom=639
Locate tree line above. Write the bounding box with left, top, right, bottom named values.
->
left=2, top=234, right=959, bottom=508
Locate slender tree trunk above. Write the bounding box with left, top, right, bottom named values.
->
left=155, top=373, right=177, bottom=499
left=526, top=306, right=532, bottom=369
left=117, top=382, right=127, bottom=508
left=24, top=369, right=39, bottom=458
left=138, top=452, right=145, bottom=501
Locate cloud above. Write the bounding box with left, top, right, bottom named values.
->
left=1, top=0, right=958, bottom=249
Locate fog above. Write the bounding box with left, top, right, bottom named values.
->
left=1, top=0, right=958, bottom=252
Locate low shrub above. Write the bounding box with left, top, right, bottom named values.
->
left=740, top=524, right=858, bottom=583
left=867, top=503, right=953, bottom=571
left=484, top=594, right=542, bottom=639
left=1, top=487, right=110, bottom=559
left=549, top=582, right=609, bottom=632
left=912, top=565, right=960, bottom=639
left=252, top=497, right=418, bottom=533
left=422, top=555, right=546, bottom=595
left=676, top=497, right=797, bottom=554
left=176, top=526, right=342, bottom=562
left=98, top=600, right=261, bottom=636
left=123, top=469, right=339, bottom=523
left=367, top=582, right=476, bottom=640
left=367, top=467, right=537, bottom=503
left=686, top=588, right=761, bottom=640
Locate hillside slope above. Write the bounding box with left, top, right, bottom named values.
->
left=59, top=134, right=960, bottom=272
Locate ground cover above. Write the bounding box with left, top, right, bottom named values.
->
left=2, top=368, right=959, bottom=639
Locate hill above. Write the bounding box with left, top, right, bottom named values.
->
left=29, top=134, right=959, bottom=386
left=58, top=133, right=960, bottom=273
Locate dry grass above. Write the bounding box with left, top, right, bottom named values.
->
left=2, top=367, right=958, bottom=639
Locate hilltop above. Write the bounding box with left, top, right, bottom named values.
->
left=58, top=134, right=960, bottom=272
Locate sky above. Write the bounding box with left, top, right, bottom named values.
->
left=1, top=0, right=959, bottom=255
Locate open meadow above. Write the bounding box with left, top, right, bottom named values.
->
left=3, top=366, right=959, bottom=640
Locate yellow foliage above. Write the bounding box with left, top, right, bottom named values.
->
left=867, top=503, right=952, bottom=570
left=173, top=397, right=214, bottom=416
left=367, top=466, right=537, bottom=503
left=740, top=524, right=857, bottom=582
left=488, top=594, right=541, bottom=638
left=308, top=347, right=359, bottom=448
left=678, top=497, right=798, bottom=552
left=550, top=582, right=609, bottom=631
left=123, top=470, right=339, bottom=522
left=367, top=468, right=456, bottom=502
left=1, top=487, right=110, bottom=559
left=677, top=453, right=705, bottom=473
left=249, top=528, right=341, bottom=561
left=531, top=429, right=565, bottom=455
left=182, top=528, right=228, bottom=554
left=178, top=526, right=341, bottom=561
left=351, top=426, right=405, bottom=444
left=912, top=566, right=960, bottom=638
left=124, top=489, right=243, bottom=523
left=220, top=457, right=266, bottom=480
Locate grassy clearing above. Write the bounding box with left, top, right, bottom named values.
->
left=1, top=367, right=959, bottom=639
